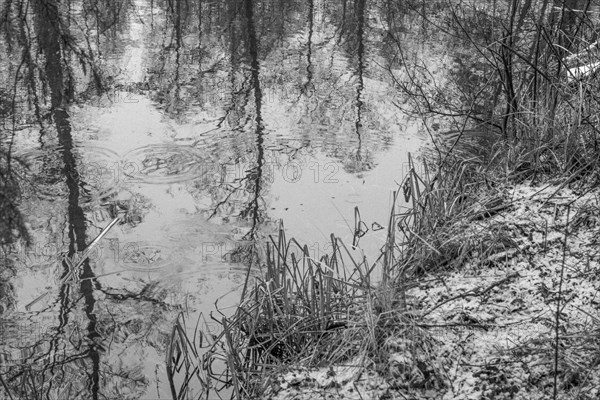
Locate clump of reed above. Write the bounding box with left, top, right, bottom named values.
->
left=219, top=235, right=364, bottom=395
left=166, top=215, right=448, bottom=398
left=208, top=226, right=376, bottom=396
left=394, top=149, right=511, bottom=279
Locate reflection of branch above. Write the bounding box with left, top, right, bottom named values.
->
left=9, top=350, right=89, bottom=381
left=282, top=143, right=312, bottom=159
left=0, top=374, right=14, bottom=400
left=208, top=180, right=247, bottom=220
left=96, top=0, right=128, bottom=35
left=203, top=75, right=251, bottom=135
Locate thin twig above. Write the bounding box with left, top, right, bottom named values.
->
left=423, top=272, right=520, bottom=317
left=553, top=205, right=570, bottom=400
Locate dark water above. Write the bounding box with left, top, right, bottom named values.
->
left=0, top=0, right=432, bottom=398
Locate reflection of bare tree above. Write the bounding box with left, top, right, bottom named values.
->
left=82, top=0, right=130, bottom=40
left=167, top=0, right=184, bottom=115
left=325, top=0, right=377, bottom=175
left=0, top=1, right=179, bottom=399
left=0, top=258, right=17, bottom=315
left=348, top=0, right=374, bottom=175
left=0, top=147, right=29, bottom=245
left=145, top=0, right=232, bottom=118
left=0, top=0, right=105, bottom=250
left=3, top=0, right=107, bottom=395
left=239, top=0, right=266, bottom=241
left=183, top=0, right=270, bottom=243
left=303, top=0, right=315, bottom=95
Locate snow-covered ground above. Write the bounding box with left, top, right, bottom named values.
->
left=264, top=181, right=600, bottom=399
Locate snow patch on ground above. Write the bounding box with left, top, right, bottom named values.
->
left=265, top=182, right=600, bottom=399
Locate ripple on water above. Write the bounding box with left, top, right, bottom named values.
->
left=16, top=144, right=123, bottom=205
left=156, top=261, right=255, bottom=288
left=121, top=144, right=205, bottom=184
left=165, top=223, right=233, bottom=244
left=72, top=143, right=123, bottom=206
left=16, top=145, right=66, bottom=201
left=118, top=242, right=176, bottom=272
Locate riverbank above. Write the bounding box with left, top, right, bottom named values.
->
left=260, top=178, right=600, bottom=399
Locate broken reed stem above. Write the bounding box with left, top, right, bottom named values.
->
left=166, top=319, right=179, bottom=400
left=60, top=216, right=120, bottom=284
left=553, top=204, right=570, bottom=400
left=25, top=217, right=120, bottom=311
left=383, top=190, right=398, bottom=285
left=223, top=317, right=243, bottom=400
left=0, top=373, right=15, bottom=400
